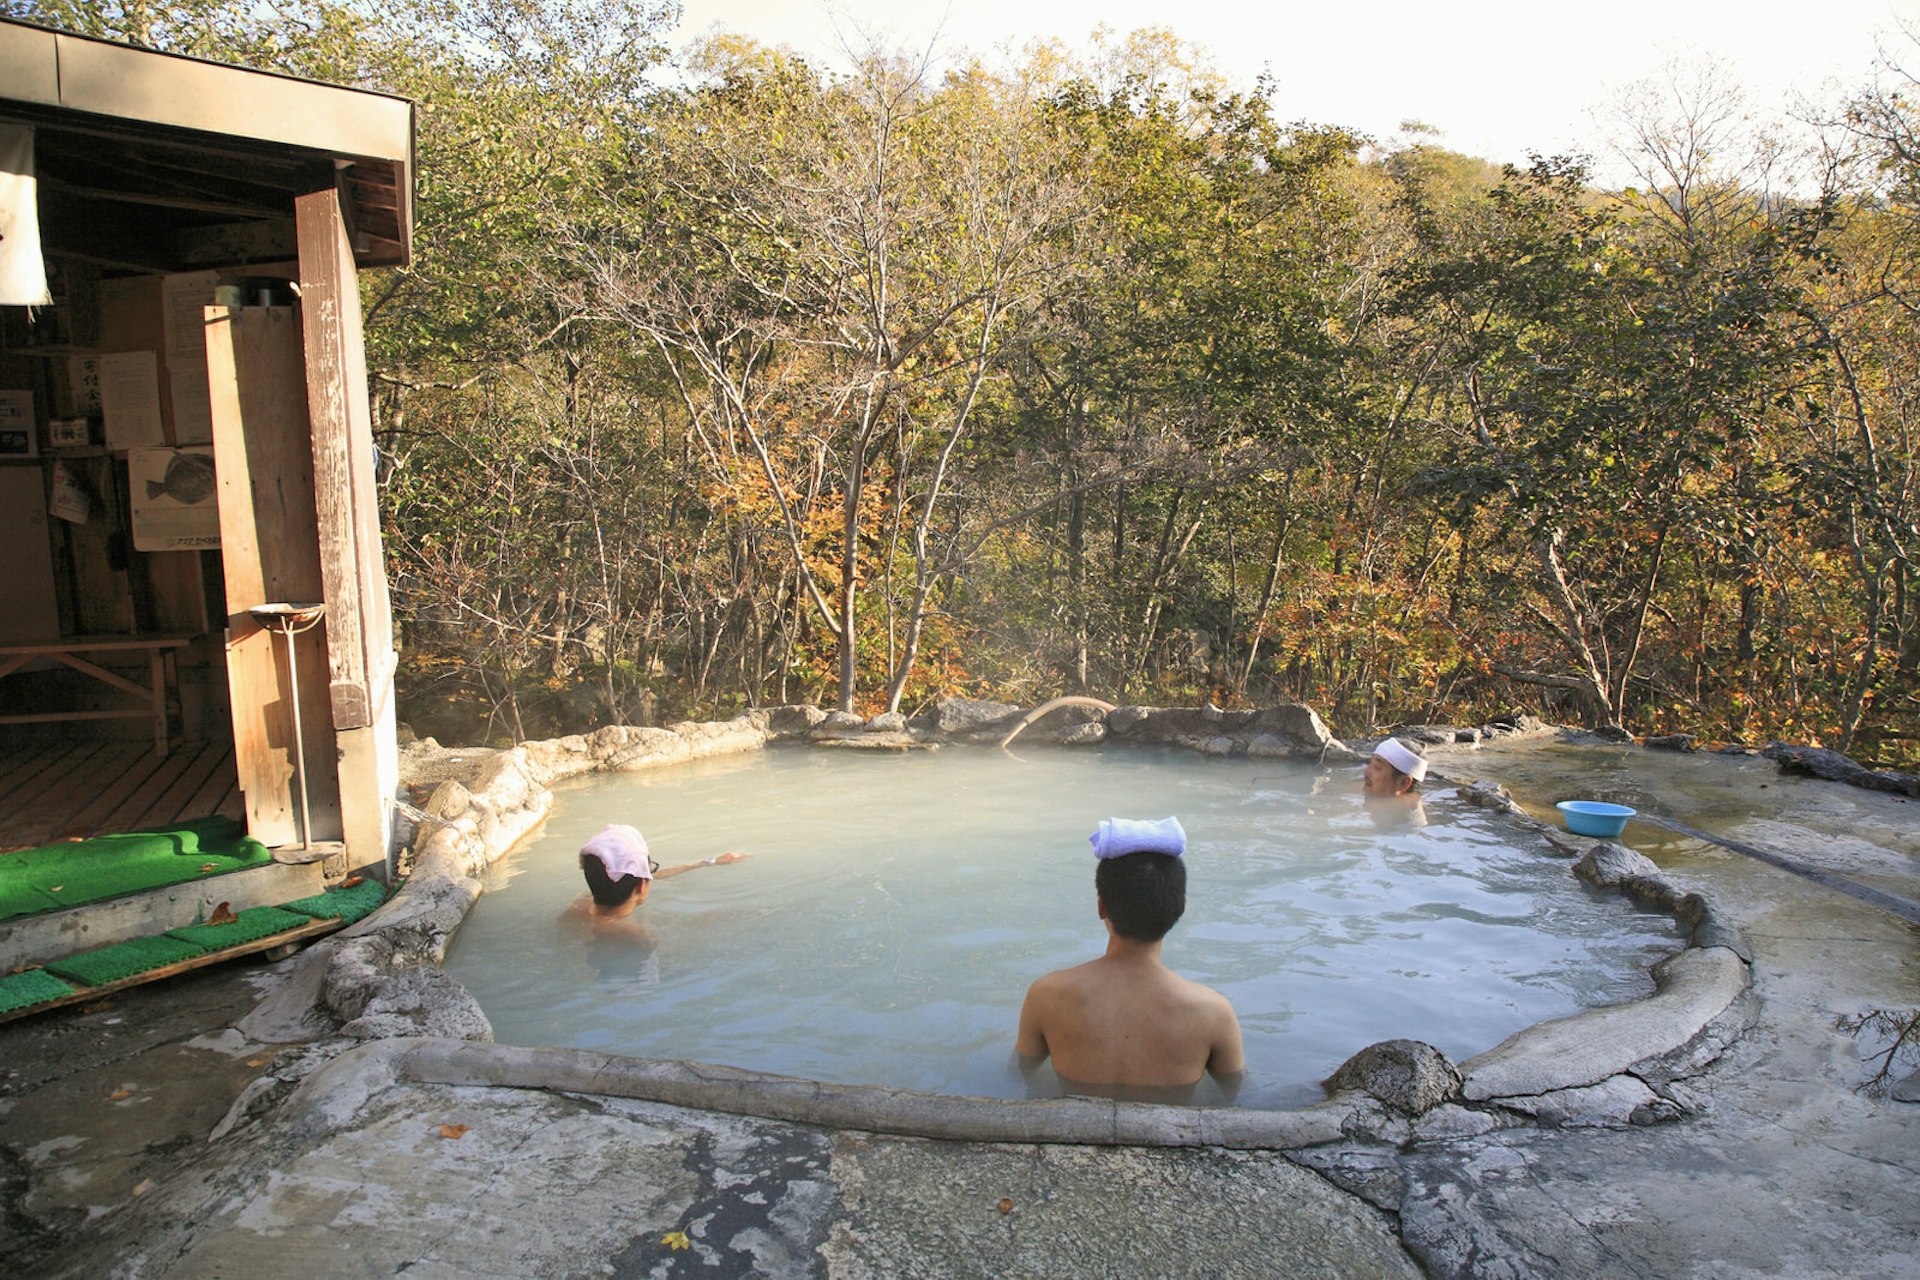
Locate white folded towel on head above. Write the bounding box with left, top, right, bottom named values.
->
left=580, top=823, right=652, bottom=880
left=1089, top=816, right=1187, bottom=860
left=1371, top=737, right=1428, bottom=782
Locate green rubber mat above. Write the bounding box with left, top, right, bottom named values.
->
left=280, top=876, right=392, bottom=924
left=0, top=818, right=272, bottom=921
left=166, top=905, right=313, bottom=950
left=45, top=935, right=207, bottom=987
left=0, top=968, right=80, bottom=1014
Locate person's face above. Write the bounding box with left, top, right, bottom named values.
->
left=1362, top=755, right=1411, bottom=797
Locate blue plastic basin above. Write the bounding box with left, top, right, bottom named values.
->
left=1556, top=800, right=1636, bottom=838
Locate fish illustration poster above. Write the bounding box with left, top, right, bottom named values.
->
left=130, top=446, right=220, bottom=551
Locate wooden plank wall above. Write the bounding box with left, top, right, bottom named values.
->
left=296, top=190, right=394, bottom=731
left=296, top=189, right=399, bottom=868
left=1, top=277, right=216, bottom=721
left=96, top=275, right=206, bottom=635
left=204, top=305, right=341, bottom=847
left=0, top=469, right=60, bottom=643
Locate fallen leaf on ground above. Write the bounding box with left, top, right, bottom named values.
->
left=340, top=875, right=365, bottom=888
left=207, top=902, right=237, bottom=925
left=997, top=1198, right=1015, bottom=1215
left=438, top=1123, right=469, bottom=1139
left=198, top=863, right=216, bottom=873
left=662, top=1231, right=691, bottom=1251
left=130, top=1180, right=151, bottom=1197
left=246, top=1056, right=272, bottom=1068
left=48, top=885, right=63, bottom=893
left=109, top=1087, right=132, bottom=1100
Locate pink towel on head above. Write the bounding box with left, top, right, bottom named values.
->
left=580, top=823, right=652, bottom=879
left=1089, top=816, right=1186, bottom=859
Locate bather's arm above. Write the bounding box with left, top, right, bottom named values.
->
left=1207, top=1066, right=1246, bottom=1104
left=1014, top=981, right=1052, bottom=1077
left=653, top=851, right=751, bottom=879
left=1205, top=995, right=1246, bottom=1102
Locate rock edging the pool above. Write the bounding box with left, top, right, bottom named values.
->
left=244, top=701, right=1753, bottom=1151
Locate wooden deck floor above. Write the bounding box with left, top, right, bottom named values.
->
left=0, top=741, right=242, bottom=852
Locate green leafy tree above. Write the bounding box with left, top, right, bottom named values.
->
left=1001, top=70, right=1366, bottom=702
left=564, top=40, right=1082, bottom=712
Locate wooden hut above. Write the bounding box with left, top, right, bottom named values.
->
left=0, top=18, right=413, bottom=879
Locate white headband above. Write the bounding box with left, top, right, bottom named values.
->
left=1372, top=738, right=1427, bottom=782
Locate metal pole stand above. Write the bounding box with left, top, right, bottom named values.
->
left=247, top=602, right=329, bottom=856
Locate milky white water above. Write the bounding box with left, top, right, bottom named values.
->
left=443, top=745, right=1683, bottom=1109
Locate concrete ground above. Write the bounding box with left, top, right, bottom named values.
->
left=2, top=737, right=1916, bottom=1278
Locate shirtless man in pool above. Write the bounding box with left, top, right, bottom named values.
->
left=1016, top=827, right=1244, bottom=1101
left=567, top=823, right=749, bottom=929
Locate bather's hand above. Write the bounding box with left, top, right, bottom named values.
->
left=708, top=851, right=750, bottom=865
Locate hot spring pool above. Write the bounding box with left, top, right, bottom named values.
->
left=443, top=746, right=1683, bottom=1109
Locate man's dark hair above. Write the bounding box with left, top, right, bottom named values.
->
left=580, top=853, right=642, bottom=908
left=1095, top=851, right=1187, bottom=942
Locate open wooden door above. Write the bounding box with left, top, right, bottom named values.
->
left=205, top=304, right=342, bottom=847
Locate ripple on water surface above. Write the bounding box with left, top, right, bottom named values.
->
left=443, top=745, right=1683, bottom=1109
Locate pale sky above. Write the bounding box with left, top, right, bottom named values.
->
left=671, top=1, right=1918, bottom=179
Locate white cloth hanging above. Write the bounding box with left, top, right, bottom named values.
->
left=0, top=124, right=51, bottom=307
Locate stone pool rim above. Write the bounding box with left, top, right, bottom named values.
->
left=266, top=702, right=1756, bottom=1149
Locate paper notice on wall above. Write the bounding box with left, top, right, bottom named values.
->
left=0, top=388, right=34, bottom=458
left=130, top=446, right=220, bottom=551
left=48, top=459, right=91, bottom=524
left=161, top=271, right=221, bottom=362
left=169, top=368, right=213, bottom=444
left=100, top=351, right=165, bottom=449
left=67, top=355, right=101, bottom=415
left=0, top=124, right=51, bottom=307
left=161, top=273, right=219, bottom=444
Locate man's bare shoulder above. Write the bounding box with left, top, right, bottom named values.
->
left=1159, top=970, right=1239, bottom=1021
left=1026, top=958, right=1104, bottom=998
left=1171, top=970, right=1234, bottom=1003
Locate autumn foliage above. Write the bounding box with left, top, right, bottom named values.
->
left=33, top=3, right=1914, bottom=762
